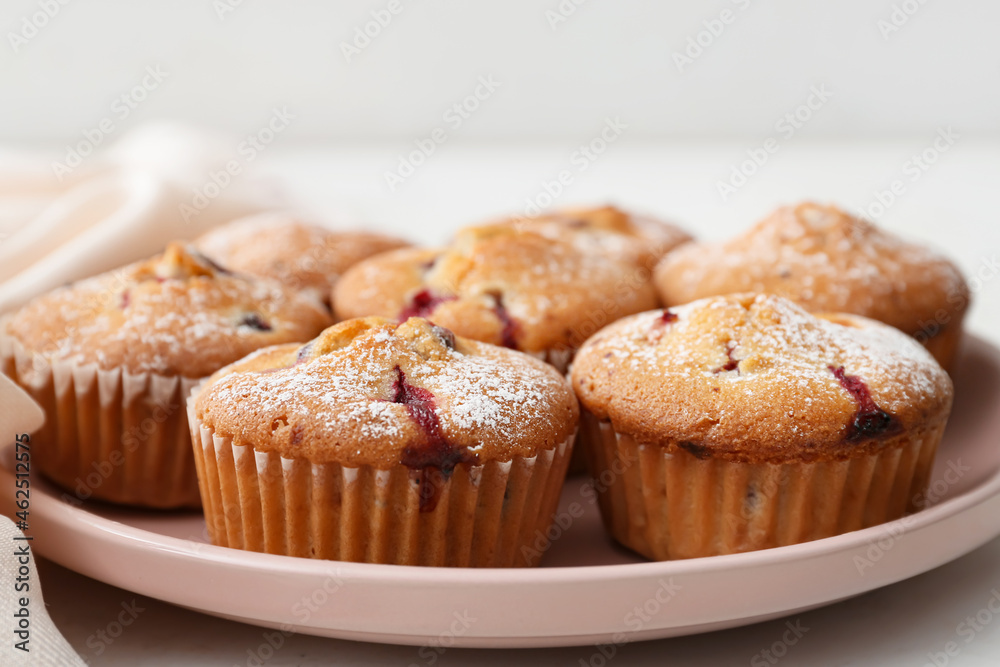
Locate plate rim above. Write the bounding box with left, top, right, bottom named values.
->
left=6, top=334, right=1000, bottom=646
left=14, top=456, right=1000, bottom=585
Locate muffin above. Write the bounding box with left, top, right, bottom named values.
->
left=195, top=212, right=410, bottom=307
left=0, top=243, right=331, bottom=508
left=653, top=202, right=969, bottom=369
left=570, top=293, right=953, bottom=560
left=502, top=204, right=692, bottom=271
left=333, top=223, right=661, bottom=372
left=188, top=316, right=578, bottom=567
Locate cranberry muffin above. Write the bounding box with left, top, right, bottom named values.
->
left=571, top=293, right=953, bottom=560
left=502, top=204, right=692, bottom=271
left=0, top=243, right=331, bottom=508
left=654, top=202, right=969, bottom=369
left=333, top=223, right=661, bottom=372
left=196, top=212, right=409, bottom=308
left=189, top=316, right=578, bottom=567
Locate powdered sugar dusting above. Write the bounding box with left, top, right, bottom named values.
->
left=510, top=206, right=690, bottom=265
left=203, top=319, right=573, bottom=456
left=423, top=352, right=551, bottom=437
left=588, top=294, right=947, bottom=415
left=659, top=203, right=966, bottom=326
left=196, top=213, right=408, bottom=297
left=422, top=226, right=659, bottom=338
left=5, top=244, right=330, bottom=376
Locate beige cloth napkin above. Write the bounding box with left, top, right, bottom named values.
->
left=0, top=376, right=82, bottom=665
left=0, top=121, right=285, bottom=314
left=0, top=516, right=85, bottom=667
left=0, top=122, right=288, bottom=663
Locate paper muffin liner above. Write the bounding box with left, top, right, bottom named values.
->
left=524, top=347, right=574, bottom=375
left=0, top=331, right=201, bottom=509
left=566, top=444, right=588, bottom=476
left=919, top=322, right=963, bottom=372
left=187, top=396, right=574, bottom=567
left=578, top=409, right=945, bottom=560
left=522, top=346, right=591, bottom=476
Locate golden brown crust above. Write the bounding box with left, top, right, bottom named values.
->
left=333, top=247, right=443, bottom=323
left=498, top=204, right=693, bottom=270
left=653, top=202, right=969, bottom=364
left=3, top=243, right=332, bottom=377
left=194, top=317, right=579, bottom=467
left=570, top=293, right=953, bottom=464
left=196, top=213, right=410, bottom=305
left=333, top=225, right=660, bottom=354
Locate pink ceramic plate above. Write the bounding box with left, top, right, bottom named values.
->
left=2, top=336, right=999, bottom=648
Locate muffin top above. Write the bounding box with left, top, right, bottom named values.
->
left=194, top=317, right=579, bottom=467
left=196, top=212, right=410, bottom=304
left=500, top=204, right=692, bottom=270
left=4, top=243, right=332, bottom=377
left=571, top=293, right=953, bottom=463
left=333, top=224, right=660, bottom=354
left=653, top=202, right=969, bottom=336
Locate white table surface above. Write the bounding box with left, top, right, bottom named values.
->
left=40, top=141, right=1000, bottom=665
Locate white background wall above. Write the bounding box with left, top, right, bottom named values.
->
left=0, top=0, right=997, bottom=145
left=1, top=0, right=996, bottom=335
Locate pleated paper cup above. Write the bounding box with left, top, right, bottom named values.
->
left=188, top=393, right=574, bottom=567
left=1, top=331, right=201, bottom=508
left=919, top=322, right=964, bottom=373
left=522, top=346, right=592, bottom=476
left=523, top=346, right=594, bottom=476
left=578, top=408, right=944, bottom=561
